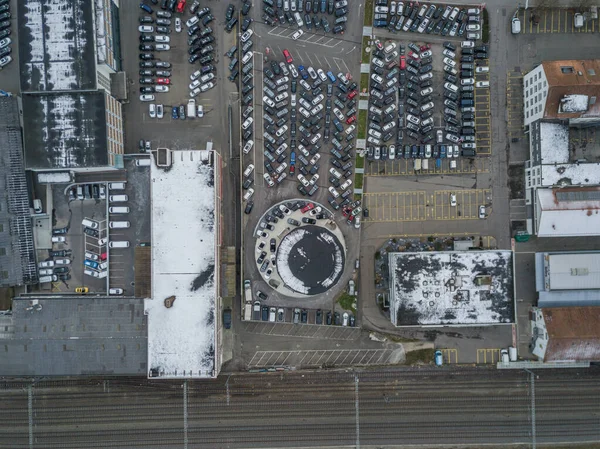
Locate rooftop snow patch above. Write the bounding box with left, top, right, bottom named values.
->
left=18, top=0, right=97, bottom=92
left=539, top=122, right=569, bottom=164
left=22, top=92, right=108, bottom=169
left=146, top=150, right=218, bottom=379
left=559, top=94, right=589, bottom=113
left=540, top=163, right=600, bottom=187
left=388, top=251, right=514, bottom=326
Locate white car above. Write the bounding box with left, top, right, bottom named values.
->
left=0, top=56, right=11, bottom=68
left=479, top=205, right=486, bottom=219
left=155, top=85, right=169, bottom=93
left=461, top=78, right=475, bottom=86
left=443, top=57, right=456, bottom=68
left=340, top=179, right=352, bottom=190
left=292, top=29, right=304, bottom=40
left=155, top=35, right=170, bottom=43
left=201, top=82, right=215, bottom=92
left=190, top=87, right=201, bottom=97
left=309, top=153, right=321, bottom=165
left=242, top=117, right=254, bottom=130
left=264, top=173, right=275, bottom=187
left=242, top=51, right=253, bottom=64
left=109, top=288, right=124, bottom=295
left=289, top=64, right=299, bottom=78
left=476, top=81, right=490, bottom=88
left=420, top=87, right=433, bottom=96
left=461, top=41, right=475, bottom=48
left=155, top=44, right=170, bottom=51
left=420, top=50, right=432, bottom=58
left=309, top=174, right=319, bottom=185
left=298, top=174, right=310, bottom=187
left=243, top=140, right=254, bottom=154
left=175, top=17, right=182, bottom=32
left=51, top=236, right=66, bottom=243
left=328, top=186, right=339, bottom=198
left=442, top=49, right=455, bottom=58
left=39, top=260, right=55, bottom=268
left=317, top=69, right=327, bottom=82
left=450, top=193, right=457, bottom=207
left=149, top=103, right=156, bottom=118
left=333, top=108, right=345, bottom=121
left=476, top=66, right=489, bottom=73
left=299, top=79, right=311, bottom=91
left=156, top=104, right=164, bottom=118
left=307, top=66, right=317, bottom=80
left=139, top=94, right=155, bottom=102
left=263, top=96, right=275, bottom=107
left=138, top=25, right=154, bottom=33
left=241, top=29, right=254, bottom=43
left=279, top=204, right=291, bottom=215
left=55, top=258, right=71, bottom=265
left=39, top=269, right=54, bottom=276
left=0, top=37, right=11, bottom=49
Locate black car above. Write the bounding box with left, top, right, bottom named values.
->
left=140, top=34, right=155, bottom=42
left=225, top=3, right=234, bottom=20
left=139, top=69, right=154, bottom=76
left=139, top=53, right=154, bottom=60
left=242, top=18, right=252, bottom=31
left=139, top=16, right=154, bottom=24
left=140, top=86, right=155, bottom=93
left=326, top=311, right=333, bottom=325
left=261, top=306, right=269, bottom=321
left=301, top=309, right=308, bottom=323
left=83, top=228, right=99, bottom=238
left=244, top=201, right=254, bottom=214
left=52, top=227, right=68, bottom=235
left=223, top=309, right=232, bottom=329
left=242, top=1, right=251, bottom=14
left=49, top=250, right=71, bottom=258
left=302, top=217, right=316, bottom=224
left=139, top=44, right=154, bottom=51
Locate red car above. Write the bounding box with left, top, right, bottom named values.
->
left=346, top=115, right=356, bottom=125
left=176, top=0, right=186, bottom=13
left=419, top=43, right=431, bottom=52
left=100, top=252, right=107, bottom=261
left=157, top=78, right=170, bottom=85
left=283, top=49, right=293, bottom=63
left=301, top=202, right=315, bottom=213
left=399, top=55, right=406, bottom=70
left=408, top=51, right=419, bottom=60
left=289, top=165, right=295, bottom=175
left=347, top=90, right=357, bottom=100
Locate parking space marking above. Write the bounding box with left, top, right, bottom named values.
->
left=517, top=7, right=598, bottom=34
left=242, top=320, right=361, bottom=340
left=266, top=27, right=343, bottom=48
left=477, top=348, right=501, bottom=364
left=364, top=157, right=490, bottom=176
left=363, top=189, right=491, bottom=222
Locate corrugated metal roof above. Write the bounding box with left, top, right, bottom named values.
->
left=546, top=252, right=600, bottom=290
left=0, top=97, right=37, bottom=287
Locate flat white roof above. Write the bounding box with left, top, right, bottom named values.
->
left=388, top=251, right=514, bottom=326
left=145, top=150, right=218, bottom=379
left=539, top=122, right=569, bottom=164
left=536, top=189, right=600, bottom=237
left=546, top=253, right=600, bottom=290
left=540, top=163, right=600, bottom=187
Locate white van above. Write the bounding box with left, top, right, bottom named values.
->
left=109, top=241, right=130, bottom=248
left=76, top=185, right=84, bottom=200
left=33, top=199, right=43, bottom=214
left=82, top=218, right=99, bottom=229
left=136, top=159, right=151, bottom=166
left=109, top=221, right=130, bottom=229
left=109, top=195, right=128, bottom=202
left=109, top=206, right=130, bottom=214
left=511, top=17, right=521, bottom=33
left=187, top=99, right=196, bottom=118
left=109, top=182, right=126, bottom=190
left=243, top=188, right=255, bottom=201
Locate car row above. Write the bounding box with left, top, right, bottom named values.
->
left=138, top=3, right=177, bottom=102
left=187, top=12, right=216, bottom=95
left=0, top=0, right=11, bottom=69
left=260, top=0, right=349, bottom=34
left=373, top=0, right=482, bottom=41
left=251, top=300, right=355, bottom=326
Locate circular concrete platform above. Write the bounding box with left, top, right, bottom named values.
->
left=276, top=225, right=345, bottom=295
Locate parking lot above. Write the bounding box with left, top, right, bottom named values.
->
left=516, top=7, right=599, bottom=34
left=362, top=188, right=491, bottom=222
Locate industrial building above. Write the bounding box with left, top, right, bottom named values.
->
left=531, top=306, right=600, bottom=362
left=146, top=149, right=224, bottom=379
left=17, top=0, right=125, bottom=170
left=388, top=251, right=514, bottom=326
left=0, top=97, right=38, bottom=287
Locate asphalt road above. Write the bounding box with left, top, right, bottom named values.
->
left=2, top=367, right=599, bottom=448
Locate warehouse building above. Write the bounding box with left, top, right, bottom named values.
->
left=388, top=251, right=514, bottom=326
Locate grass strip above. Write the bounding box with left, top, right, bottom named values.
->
left=355, top=172, right=364, bottom=189
left=355, top=154, right=364, bottom=169
left=361, top=36, right=371, bottom=64
left=363, top=0, right=373, bottom=26
left=357, top=109, right=367, bottom=139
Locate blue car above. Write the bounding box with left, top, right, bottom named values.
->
left=172, top=106, right=179, bottom=120
left=84, top=259, right=99, bottom=269
left=140, top=2, right=153, bottom=13
left=298, top=65, right=309, bottom=80
left=290, top=151, right=296, bottom=165
left=326, top=71, right=336, bottom=83
left=435, top=350, right=443, bottom=366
